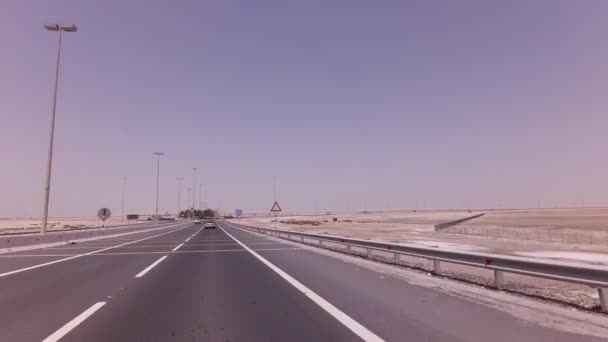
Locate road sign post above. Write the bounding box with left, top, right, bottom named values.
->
left=270, top=201, right=282, bottom=229
left=97, top=208, right=112, bottom=228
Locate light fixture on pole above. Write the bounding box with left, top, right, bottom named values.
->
left=41, top=23, right=78, bottom=235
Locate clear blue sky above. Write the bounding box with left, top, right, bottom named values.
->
left=1, top=1, right=607, bottom=217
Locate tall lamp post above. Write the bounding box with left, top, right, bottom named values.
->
left=41, top=23, right=78, bottom=235
left=121, top=177, right=126, bottom=222
left=176, top=177, right=183, bottom=219
left=186, top=188, right=191, bottom=218
left=199, top=184, right=203, bottom=210
left=192, top=168, right=197, bottom=217
left=153, top=152, right=164, bottom=223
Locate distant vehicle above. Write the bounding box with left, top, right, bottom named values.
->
left=204, top=221, right=216, bottom=229
left=193, top=219, right=201, bottom=224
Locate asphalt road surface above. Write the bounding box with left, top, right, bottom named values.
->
left=0, top=220, right=605, bottom=341
left=0, top=221, right=180, bottom=249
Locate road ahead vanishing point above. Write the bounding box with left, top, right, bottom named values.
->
left=0, top=220, right=605, bottom=342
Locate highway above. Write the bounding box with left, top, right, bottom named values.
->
left=0, top=221, right=181, bottom=250
left=0, top=220, right=605, bottom=341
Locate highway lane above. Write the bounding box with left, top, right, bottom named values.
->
left=0, top=221, right=193, bottom=274
left=0, top=220, right=181, bottom=249
left=0, top=222, right=195, bottom=341
left=0, top=221, right=361, bottom=341
left=218, top=221, right=608, bottom=342
left=62, top=226, right=360, bottom=342
left=0, top=219, right=605, bottom=341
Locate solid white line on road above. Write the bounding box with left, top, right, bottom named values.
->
left=172, top=243, right=184, bottom=251
left=98, top=250, right=245, bottom=255
left=80, top=238, right=190, bottom=243
left=135, top=256, right=167, bottom=278
left=0, top=254, right=79, bottom=257
left=0, top=248, right=303, bottom=258
left=0, top=222, right=191, bottom=255
left=47, top=245, right=183, bottom=249
left=42, top=302, right=106, bottom=342
left=0, top=223, right=194, bottom=278
left=184, top=237, right=192, bottom=242
left=79, top=240, right=190, bottom=245
left=86, top=248, right=300, bottom=255
left=187, top=242, right=278, bottom=245
left=219, top=222, right=385, bottom=342
left=191, top=240, right=235, bottom=242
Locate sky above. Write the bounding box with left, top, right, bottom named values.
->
left=1, top=0, right=608, bottom=217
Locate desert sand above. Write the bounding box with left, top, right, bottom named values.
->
left=233, top=207, right=608, bottom=309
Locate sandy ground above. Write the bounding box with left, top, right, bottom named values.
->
left=0, top=217, right=146, bottom=234
left=234, top=207, right=608, bottom=309
left=237, top=208, right=608, bottom=262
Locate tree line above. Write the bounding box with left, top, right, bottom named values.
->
left=179, top=209, right=216, bottom=219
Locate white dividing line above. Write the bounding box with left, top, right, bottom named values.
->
left=0, top=254, right=77, bottom=257
left=0, top=224, right=193, bottom=278
left=42, top=302, right=106, bottom=342
left=0, top=222, right=189, bottom=255
left=218, top=223, right=384, bottom=342
left=172, top=243, right=184, bottom=251
left=135, top=256, right=167, bottom=278
left=183, top=228, right=199, bottom=243
left=48, top=245, right=179, bottom=249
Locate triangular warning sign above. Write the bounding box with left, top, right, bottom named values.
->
left=270, top=201, right=282, bottom=212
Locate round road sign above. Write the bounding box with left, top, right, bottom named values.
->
left=97, top=208, right=112, bottom=221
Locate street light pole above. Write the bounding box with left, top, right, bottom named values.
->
left=121, top=176, right=126, bottom=222
left=176, top=177, right=183, bottom=219
left=41, top=23, right=77, bottom=235
left=153, top=152, right=164, bottom=223
left=186, top=188, right=191, bottom=218
left=192, top=168, right=197, bottom=216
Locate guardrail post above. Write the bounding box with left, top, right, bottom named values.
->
left=599, top=288, right=608, bottom=313
left=494, top=270, right=505, bottom=288
left=300, top=236, right=304, bottom=243
left=319, top=239, right=323, bottom=246
left=366, top=248, right=371, bottom=258
left=394, top=253, right=400, bottom=261
left=433, top=260, right=441, bottom=274
left=346, top=244, right=351, bottom=252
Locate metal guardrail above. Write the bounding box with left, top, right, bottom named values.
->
left=225, top=221, right=608, bottom=313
